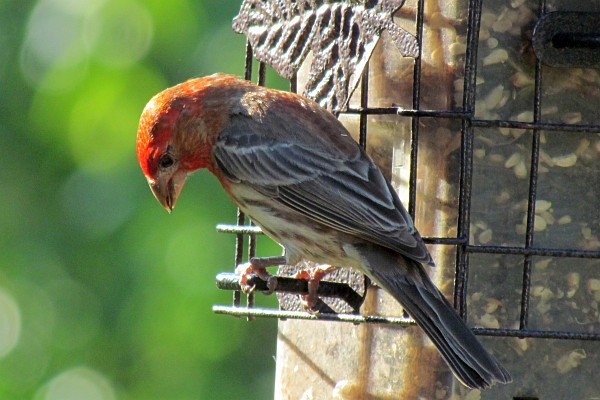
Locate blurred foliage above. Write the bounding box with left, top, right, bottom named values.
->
left=0, top=1, right=286, bottom=399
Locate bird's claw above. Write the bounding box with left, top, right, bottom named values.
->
left=235, top=258, right=285, bottom=294
left=294, top=265, right=338, bottom=311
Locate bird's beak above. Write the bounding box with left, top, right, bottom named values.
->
left=148, top=170, right=188, bottom=213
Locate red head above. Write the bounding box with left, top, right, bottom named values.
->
left=136, top=74, right=245, bottom=211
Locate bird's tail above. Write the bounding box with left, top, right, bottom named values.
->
left=358, top=244, right=511, bottom=389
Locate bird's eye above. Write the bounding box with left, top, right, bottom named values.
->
left=159, top=154, right=174, bottom=169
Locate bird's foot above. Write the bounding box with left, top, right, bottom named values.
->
left=294, top=265, right=338, bottom=311
left=235, top=256, right=287, bottom=294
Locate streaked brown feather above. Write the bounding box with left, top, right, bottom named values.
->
left=212, top=95, right=433, bottom=266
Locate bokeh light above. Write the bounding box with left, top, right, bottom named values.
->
left=83, top=0, right=153, bottom=69
left=19, top=0, right=104, bottom=92
left=0, top=288, right=21, bottom=358
left=34, top=367, right=116, bottom=400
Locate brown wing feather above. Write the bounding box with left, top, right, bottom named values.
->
left=212, top=93, right=433, bottom=266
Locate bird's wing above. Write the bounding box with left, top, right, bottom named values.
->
left=212, top=112, right=433, bottom=266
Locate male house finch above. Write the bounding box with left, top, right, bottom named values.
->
left=136, top=73, right=511, bottom=389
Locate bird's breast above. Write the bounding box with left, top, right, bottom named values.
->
left=227, top=183, right=364, bottom=269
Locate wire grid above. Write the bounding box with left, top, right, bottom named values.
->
left=217, top=0, right=600, bottom=342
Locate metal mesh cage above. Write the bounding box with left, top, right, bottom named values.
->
left=214, top=0, right=600, bottom=398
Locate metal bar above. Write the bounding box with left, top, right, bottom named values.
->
left=358, top=64, right=369, bottom=149
left=238, top=41, right=254, bottom=309
left=247, top=224, right=257, bottom=313
left=219, top=222, right=600, bottom=258
left=244, top=41, right=253, bottom=81
left=465, top=244, right=600, bottom=259
left=423, top=237, right=468, bottom=245
left=257, top=61, right=266, bottom=86
left=217, top=224, right=264, bottom=234
left=213, top=305, right=415, bottom=326
left=233, top=211, right=246, bottom=308
left=219, top=222, right=600, bottom=259
left=346, top=107, right=470, bottom=118
left=472, top=119, right=600, bottom=133
left=472, top=327, right=600, bottom=341
left=454, top=0, right=483, bottom=318
left=407, top=0, right=425, bottom=218
left=518, top=0, right=547, bottom=332
left=462, top=0, right=484, bottom=112
left=213, top=306, right=600, bottom=341
left=219, top=223, right=468, bottom=244
left=341, top=106, right=600, bottom=133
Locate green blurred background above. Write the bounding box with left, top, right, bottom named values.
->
left=1, top=1, right=286, bottom=398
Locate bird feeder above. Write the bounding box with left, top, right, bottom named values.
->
left=214, top=0, right=600, bottom=399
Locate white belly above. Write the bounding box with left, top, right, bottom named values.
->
left=227, top=183, right=364, bottom=269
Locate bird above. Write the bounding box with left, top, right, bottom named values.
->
left=136, top=73, right=511, bottom=389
